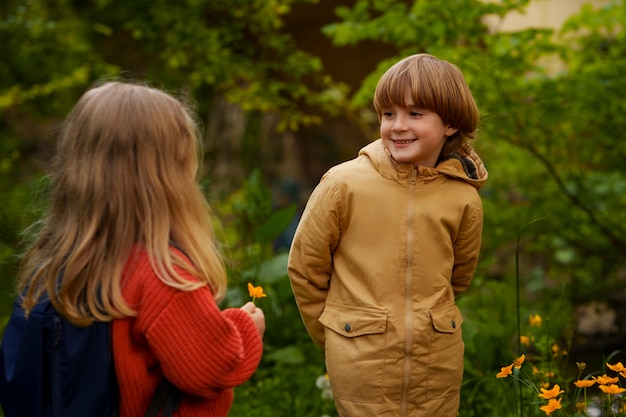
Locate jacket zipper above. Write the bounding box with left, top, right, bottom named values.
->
left=52, top=314, right=62, bottom=417
left=401, top=167, right=417, bottom=417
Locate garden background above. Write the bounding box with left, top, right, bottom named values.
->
left=1, top=0, right=625, bottom=416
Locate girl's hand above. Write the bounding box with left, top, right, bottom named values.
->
left=240, top=301, right=266, bottom=338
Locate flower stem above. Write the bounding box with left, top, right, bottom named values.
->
left=514, top=218, right=546, bottom=417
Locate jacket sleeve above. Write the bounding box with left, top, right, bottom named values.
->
left=141, top=284, right=263, bottom=398
left=288, top=173, right=341, bottom=349
left=451, top=197, right=483, bottom=296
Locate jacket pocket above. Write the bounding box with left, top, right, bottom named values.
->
left=427, top=302, right=465, bottom=401
left=431, top=301, right=464, bottom=333
left=319, top=303, right=387, bottom=403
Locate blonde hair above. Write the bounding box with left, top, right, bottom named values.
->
left=18, top=81, right=227, bottom=326
left=373, top=53, right=479, bottom=156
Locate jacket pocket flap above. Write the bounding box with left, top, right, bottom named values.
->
left=319, top=303, right=387, bottom=337
left=431, top=302, right=464, bottom=334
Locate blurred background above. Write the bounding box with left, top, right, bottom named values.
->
left=1, top=0, right=625, bottom=416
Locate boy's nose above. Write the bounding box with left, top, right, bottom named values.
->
left=392, top=115, right=408, bottom=131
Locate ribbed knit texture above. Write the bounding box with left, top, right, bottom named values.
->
left=113, top=246, right=263, bottom=417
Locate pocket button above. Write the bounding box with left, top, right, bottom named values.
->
left=344, top=323, right=351, bottom=332
left=451, top=320, right=456, bottom=329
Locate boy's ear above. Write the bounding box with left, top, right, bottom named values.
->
left=445, top=126, right=458, bottom=137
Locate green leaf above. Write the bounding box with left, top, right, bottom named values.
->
left=253, top=204, right=297, bottom=242
left=257, top=253, right=290, bottom=284
left=264, top=345, right=306, bottom=365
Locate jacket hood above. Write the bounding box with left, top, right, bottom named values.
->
left=358, top=139, right=488, bottom=190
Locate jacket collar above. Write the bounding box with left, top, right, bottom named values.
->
left=358, top=139, right=488, bottom=190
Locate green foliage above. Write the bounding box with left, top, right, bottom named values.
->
left=230, top=358, right=338, bottom=417
left=0, top=0, right=118, bottom=112
left=78, top=0, right=347, bottom=131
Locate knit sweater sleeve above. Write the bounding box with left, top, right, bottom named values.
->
left=138, top=276, right=263, bottom=398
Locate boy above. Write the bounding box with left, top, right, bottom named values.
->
left=288, top=54, right=487, bottom=417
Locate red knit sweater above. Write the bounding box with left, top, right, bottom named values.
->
left=112, top=246, right=263, bottom=417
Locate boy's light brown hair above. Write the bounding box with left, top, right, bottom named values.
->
left=373, top=53, right=479, bottom=156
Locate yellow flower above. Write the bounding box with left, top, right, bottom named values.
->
left=247, top=283, right=267, bottom=302
left=551, top=343, right=564, bottom=358
left=513, top=354, right=525, bottom=369
left=529, top=314, right=543, bottom=326
left=496, top=364, right=513, bottom=379
left=599, top=384, right=626, bottom=395
left=538, top=384, right=564, bottom=400
left=576, top=362, right=587, bottom=371
left=540, top=398, right=562, bottom=415
left=520, top=335, right=530, bottom=346
left=532, top=366, right=542, bottom=375
left=593, top=374, right=619, bottom=385
left=574, top=379, right=596, bottom=388
left=607, top=362, right=625, bottom=372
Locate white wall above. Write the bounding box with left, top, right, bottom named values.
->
left=485, top=0, right=612, bottom=32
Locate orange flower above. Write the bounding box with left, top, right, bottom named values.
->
left=520, top=335, right=530, bottom=346
left=599, top=384, right=626, bottom=395
left=247, top=283, right=267, bottom=302
left=539, top=398, right=562, bottom=415
left=593, top=374, right=619, bottom=385
left=513, top=354, right=525, bottom=369
left=538, top=384, right=564, bottom=400
left=496, top=364, right=513, bottom=379
left=574, top=379, right=596, bottom=388
left=607, top=362, right=625, bottom=373
left=621, top=370, right=626, bottom=379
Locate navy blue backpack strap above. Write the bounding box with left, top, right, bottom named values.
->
left=144, top=379, right=181, bottom=417
left=0, top=297, right=118, bottom=417
left=0, top=300, right=46, bottom=417
left=51, top=310, right=117, bottom=417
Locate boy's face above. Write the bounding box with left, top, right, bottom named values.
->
left=380, top=91, right=457, bottom=167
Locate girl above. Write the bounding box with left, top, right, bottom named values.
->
left=10, top=81, right=264, bottom=416
left=288, top=54, right=488, bottom=417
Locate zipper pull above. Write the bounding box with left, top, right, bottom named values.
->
left=410, top=166, right=417, bottom=185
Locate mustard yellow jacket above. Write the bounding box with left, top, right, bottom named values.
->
left=288, top=139, right=488, bottom=417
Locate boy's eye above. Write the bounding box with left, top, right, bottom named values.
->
left=382, top=111, right=394, bottom=117
left=410, top=111, right=422, bottom=117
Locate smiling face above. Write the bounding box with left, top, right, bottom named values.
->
left=373, top=54, right=480, bottom=161
left=380, top=91, right=457, bottom=167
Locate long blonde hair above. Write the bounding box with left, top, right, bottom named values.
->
left=18, top=81, right=227, bottom=326
left=373, top=53, right=479, bottom=156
